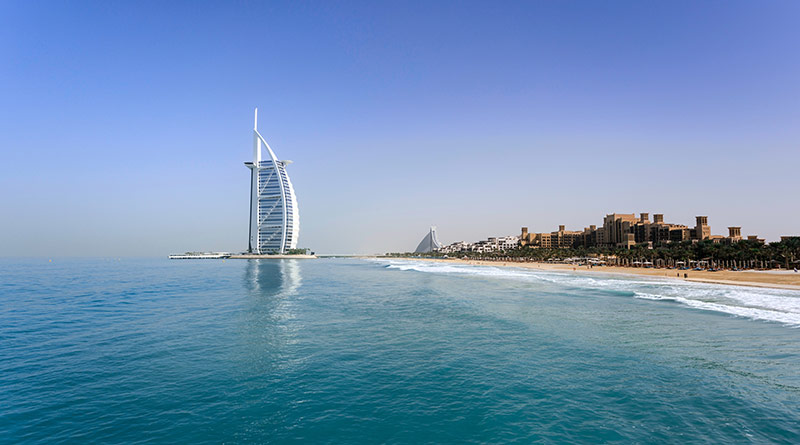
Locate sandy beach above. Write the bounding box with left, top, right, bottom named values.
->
left=386, top=257, right=800, bottom=291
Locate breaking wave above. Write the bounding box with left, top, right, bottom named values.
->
left=370, top=259, right=800, bottom=326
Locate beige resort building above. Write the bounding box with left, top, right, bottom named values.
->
left=520, top=213, right=763, bottom=249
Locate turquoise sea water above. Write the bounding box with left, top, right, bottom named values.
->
left=1, top=258, right=800, bottom=443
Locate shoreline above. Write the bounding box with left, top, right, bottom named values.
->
left=381, top=257, right=800, bottom=291
left=229, top=254, right=317, bottom=259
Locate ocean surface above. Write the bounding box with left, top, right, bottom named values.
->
left=2, top=258, right=800, bottom=443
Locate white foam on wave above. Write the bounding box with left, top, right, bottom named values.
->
left=369, top=259, right=800, bottom=326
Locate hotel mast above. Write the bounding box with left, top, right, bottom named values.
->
left=245, top=109, right=300, bottom=254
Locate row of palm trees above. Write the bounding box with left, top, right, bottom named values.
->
left=416, top=238, right=800, bottom=269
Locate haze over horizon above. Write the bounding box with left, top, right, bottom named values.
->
left=1, top=1, right=799, bottom=256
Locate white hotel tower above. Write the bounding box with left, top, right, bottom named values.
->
left=245, top=109, right=300, bottom=254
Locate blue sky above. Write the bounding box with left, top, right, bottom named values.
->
left=1, top=1, right=799, bottom=256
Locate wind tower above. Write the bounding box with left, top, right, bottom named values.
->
left=245, top=108, right=300, bottom=254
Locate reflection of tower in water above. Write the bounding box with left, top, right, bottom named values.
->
left=244, top=259, right=302, bottom=297
left=239, top=259, right=303, bottom=375
left=279, top=260, right=302, bottom=295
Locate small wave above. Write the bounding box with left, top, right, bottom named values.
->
left=633, top=292, right=677, bottom=301
left=370, top=259, right=800, bottom=326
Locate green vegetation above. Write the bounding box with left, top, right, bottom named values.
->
left=389, top=237, right=800, bottom=269
left=285, top=248, right=310, bottom=255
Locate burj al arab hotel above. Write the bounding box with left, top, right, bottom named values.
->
left=245, top=109, right=300, bottom=254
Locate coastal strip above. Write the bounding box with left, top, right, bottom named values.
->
left=229, top=254, right=317, bottom=259
left=169, top=253, right=317, bottom=260
left=384, top=257, right=800, bottom=291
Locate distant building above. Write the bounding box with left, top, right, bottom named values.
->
left=493, top=236, right=521, bottom=251
left=694, top=216, right=710, bottom=240
left=415, top=226, right=443, bottom=253
left=521, top=225, right=583, bottom=249
left=439, top=241, right=470, bottom=254
left=603, top=213, right=638, bottom=247
left=438, top=235, right=519, bottom=254
left=519, top=212, right=757, bottom=250
left=726, top=227, right=743, bottom=243
left=245, top=109, right=300, bottom=254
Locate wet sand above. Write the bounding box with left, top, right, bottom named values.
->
left=388, top=257, right=800, bottom=291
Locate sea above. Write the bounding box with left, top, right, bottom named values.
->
left=1, top=257, right=799, bottom=443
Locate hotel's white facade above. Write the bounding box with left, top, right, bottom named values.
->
left=245, top=109, right=299, bottom=254
left=438, top=236, right=520, bottom=254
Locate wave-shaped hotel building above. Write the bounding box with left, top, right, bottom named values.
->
left=245, top=109, right=299, bottom=254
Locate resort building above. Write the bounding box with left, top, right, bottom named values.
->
left=520, top=226, right=583, bottom=249
left=727, top=227, right=742, bottom=242
left=628, top=213, right=691, bottom=246
left=694, top=216, right=711, bottom=240
left=245, top=109, right=300, bottom=254
left=431, top=212, right=774, bottom=255
left=519, top=212, right=759, bottom=250
left=438, top=236, right=519, bottom=254
left=439, top=241, right=471, bottom=254
left=603, top=213, right=638, bottom=247
left=494, top=236, right=521, bottom=251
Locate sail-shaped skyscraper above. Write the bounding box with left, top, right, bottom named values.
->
left=415, top=226, right=443, bottom=253
left=245, top=109, right=300, bottom=254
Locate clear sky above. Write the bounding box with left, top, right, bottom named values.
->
left=1, top=1, right=798, bottom=256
